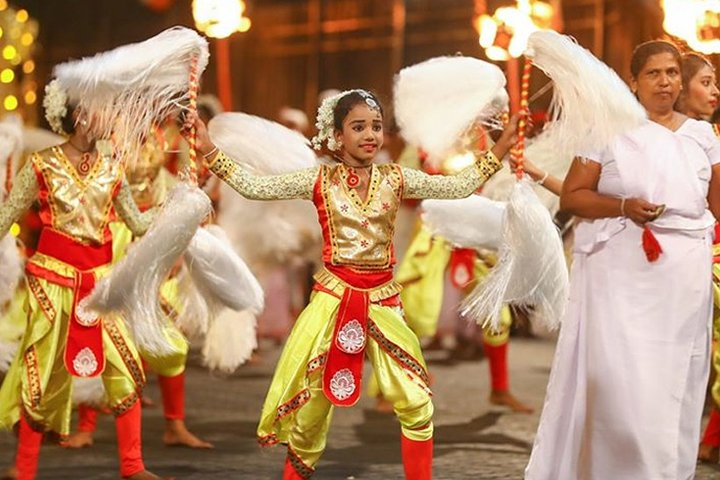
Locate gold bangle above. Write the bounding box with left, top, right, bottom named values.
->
left=620, top=197, right=626, bottom=217
left=537, top=171, right=549, bottom=185
left=203, top=146, right=219, bottom=159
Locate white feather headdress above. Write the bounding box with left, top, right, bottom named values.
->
left=51, top=26, right=209, bottom=162
left=394, top=56, right=508, bottom=160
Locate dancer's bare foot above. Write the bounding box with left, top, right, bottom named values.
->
left=489, top=390, right=534, bottom=414
left=122, top=470, right=175, bottom=480
left=61, top=430, right=94, bottom=448
left=163, top=420, right=213, bottom=449
left=0, top=466, right=17, bottom=480
left=698, top=443, right=720, bottom=463
left=375, top=397, right=394, bottom=414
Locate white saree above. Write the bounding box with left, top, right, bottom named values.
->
left=526, top=119, right=720, bottom=480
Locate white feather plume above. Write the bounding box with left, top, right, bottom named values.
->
left=0, top=340, right=18, bottom=373
left=86, top=182, right=212, bottom=355
left=461, top=180, right=568, bottom=330
left=421, top=196, right=505, bottom=251
left=72, top=377, right=106, bottom=407
left=184, top=225, right=264, bottom=314
left=22, top=126, right=64, bottom=153
left=0, top=116, right=23, bottom=190
left=208, top=112, right=318, bottom=175
left=0, top=235, right=22, bottom=306
left=202, top=309, right=257, bottom=374
left=174, top=267, right=210, bottom=341
left=394, top=56, right=507, bottom=159
left=53, top=26, right=209, bottom=163
left=217, top=184, right=321, bottom=268
left=524, top=30, right=646, bottom=175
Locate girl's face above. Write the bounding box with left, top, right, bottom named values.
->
left=334, top=103, right=383, bottom=166
left=631, top=52, right=682, bottom=115
left=684, top=64, right=719, bottom=119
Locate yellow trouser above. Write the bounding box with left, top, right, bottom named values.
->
left=0, top=270, right=144, bottom=439
left=258, top=290, right=433, bottom=473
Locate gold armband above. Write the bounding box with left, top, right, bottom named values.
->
left=475, top=150, right=503, bottom=180
left=207, top=151, right=237, bottom=181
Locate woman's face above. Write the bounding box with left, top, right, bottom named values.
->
left=632, top=52, right=682, bottom=114
left=684, top=64, right=719, bottom=119
left=334, top=103, right=384, bottom=165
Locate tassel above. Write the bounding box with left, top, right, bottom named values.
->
left=642, top=226, right=663, bottom=262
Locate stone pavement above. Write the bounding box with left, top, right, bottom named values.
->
left=2, top=338, right=720, bottom=479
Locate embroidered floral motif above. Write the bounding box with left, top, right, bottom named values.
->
left=329, top=368, right=356, bottom=400
left=367, top=320, right=430, bottom=385
left=27, top=275, right=56, bottom=322
left=75, top=298, right=99, bottom=326
left=306, top=352, right=327, bottom=375
left=104, top=320, right=145, bottom=388
left=112, top=391, right=140, bottom=416
left=336, top=319, right=365, bottom=354
left=257, top=433, right=279, bottom=447
left=287, top=444, right=315, bottom=479
left=72, top=347, right=99, bottom=377
left=276, top=389, right=311, bottom=420
left=25, top=346, right=42, bottom=408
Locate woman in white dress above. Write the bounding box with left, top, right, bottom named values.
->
left=525, top=40, right=720, bottom=480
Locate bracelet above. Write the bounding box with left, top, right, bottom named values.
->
left=620, top=197, right=626, bottom=217
left=537, top=171, right=549, bottom=185
left=203, top=146, right=219, bottom=159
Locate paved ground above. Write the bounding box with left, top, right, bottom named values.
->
left=2, top=337, right=720, bottom=479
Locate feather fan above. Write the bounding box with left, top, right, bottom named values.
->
left=86, top=183, right=212, bottom=355
left=394, top=56, right=507, bottom=160
left=461, top=180, right=568, bottom=330
left=421, top=196, right=505, bottom=251
left=524, top=30, right=646, bottom=175
left=184, top=225, right=264, bottom=314
left=202, top=308, right=257, bottom=374
left=208, top=112, right=318, bottom=175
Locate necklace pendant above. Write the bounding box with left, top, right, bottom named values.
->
left=346, top=168, right=360, bottom=188
left=78, top=153, right=92, bottom=175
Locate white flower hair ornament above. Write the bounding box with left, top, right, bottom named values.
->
left=311, top=89, right=380, bottom=151
left=43, top=79, right=69, bottom=136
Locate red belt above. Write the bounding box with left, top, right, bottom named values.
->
left=320, top=265, right=396, bottom=407
left=27, top=228, right=112, bottom=378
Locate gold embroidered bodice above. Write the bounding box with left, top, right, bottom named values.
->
left=316, top=163, right=402, bottom=268
left=33, top=145, right=123, bottom=243
left=209, top=149, right=502, bottom=268
left=0, top=144, right=152, bottom=242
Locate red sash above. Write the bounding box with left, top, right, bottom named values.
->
left=449, top=248, right=477, bottom=289
left=320, top=265, right=393, bottom=407
left=30, top=228, right=112, bottom=378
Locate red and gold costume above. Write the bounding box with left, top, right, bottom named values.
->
left=0, top=144, right=153, bottom=479
left=208, top=148, right=502, bottom=479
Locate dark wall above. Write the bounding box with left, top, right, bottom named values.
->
left=13, top=0, right=665, bottom=128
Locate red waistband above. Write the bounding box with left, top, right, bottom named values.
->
left=324, top=264, right=394, bottom=289
left=36, top=228, right=113, bottom=271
